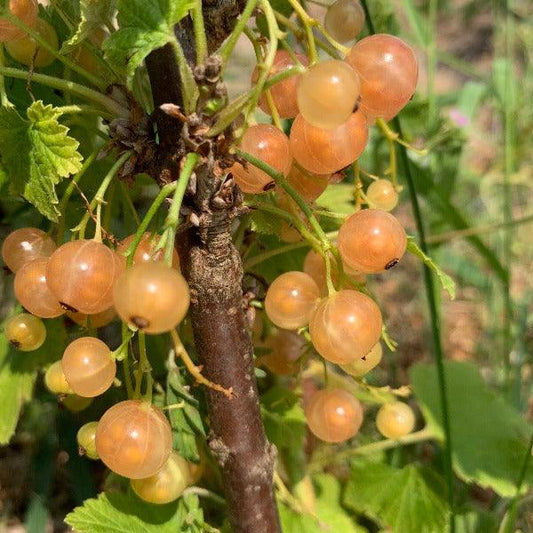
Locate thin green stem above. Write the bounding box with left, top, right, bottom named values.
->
left=287, top=0, right=318, bottom=62
left=138, top=332, right=152, bottom=403
left=0, top=46, right=9, bottom=107
left=124, top=182, right=178, bottom=267
left=57, top=148, right=99, bottom=243
left=310, top=428, right=435, bottom=472
left=244, top=241, right=309, bottom=270
left=162, top=153, right=198, bottom=265
left=219, top=0, right=261, bottom=65
left=119, top=181, right=141, bottom=227
left=55, top=104, right=113, bottom=119
left=73, top=151, right=132, bottom=238
left=192, top=0, right=208, bottom=65
left=4, top=12, right=105, bottom=90
left=0, top=66, right=129, bottom=117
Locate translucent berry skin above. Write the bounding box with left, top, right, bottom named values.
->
left=252, top=50, right=309, bottom=119
left=309, top=290, right=382, bottom=364
left=66, top=307, right=116, bottom=329
left=338, top=209, right=407, bottom=273
left=376, top=402, right=415, bottom=439
left=261, top=329, right=306, bottom=375
left=366, top=179, right=399, bottom=211
left=286, top=165, right=329, bottom=203
left=231, top=124, right=292, bottom=194
left=265, top=271, right=320, bottom=330
left=131, top=451, right=192, bottom=504
left=117, top=232, right=180, bottom=269
left=341, top=341, right=383, bottom=377
left=46, top=240, right=125, bottom=314
left=4, top=313, right=46, bottom=351
left=305, top=388, right=363, bottom=443
left=0, top=0, right=38, bottom=42
left=62, top=337, right=116, bottom=398
left=14, top=258, right=64, bottom=318
left=5, top=18, right=59, bottom=68
left=77, top=421, right=99, bottom=460
left=324, top=0, right=365, bottom=43
left=344, top=34, right=418, bottom=121
left=290, top=112, right=368, bottom=174
left=44, top=360, right=73, bottom=394
left=2, top=227, right=56, bottom=272
left=113, top=262, right=190, bottom=334
left=95, top=400, right=173, bottom=479
left=297, top=60, right=360, bottom=130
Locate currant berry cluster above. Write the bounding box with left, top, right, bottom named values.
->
left=239, top=13, right=418, bottom=445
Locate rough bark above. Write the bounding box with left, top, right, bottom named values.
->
left=145, top=3, right=281, bottom=532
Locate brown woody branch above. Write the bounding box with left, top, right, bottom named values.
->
left=145, top=3, right=280, bottom=532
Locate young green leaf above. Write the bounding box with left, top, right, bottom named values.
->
left=103, top=0, right=195, bottom=81
left=411, top=360, right=533, bottom=497
left=61, top=0, right=117, bottom=52
left=344, top=461, right=449, bottom=533
left=0, top=102, right=82, bottom=221
left=406, top=236, right=456, bottom=299
left=65, top=490, right=207, bottom=533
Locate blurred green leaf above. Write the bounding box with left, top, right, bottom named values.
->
left=316, top=184, right=354, bottom=215
left=166, top=369, right=206, bottom=462
left=280, top=474, right=367, bottom=533
left=344, top=461, right=448, bottom=532
left=411, top=361, right=533, bottom=497
left=65, top=491, right=207, bottom=533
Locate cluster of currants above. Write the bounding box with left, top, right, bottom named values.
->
left=238, top=1, right=419, bottom=445
left=1, top=228, right=194, bottom=502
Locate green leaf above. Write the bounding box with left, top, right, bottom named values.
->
left=103, top=0, right=195, bottom=80
left=250, top=209, right=283, bottom=236
left=344, top=462, right=449, bottom=533
left=315, top=184, right=354, bottom=215
left=0, top=317, right=66, bottom=444
left=411, top=360, right=533, bottom=497
left=407, top=236, right=456, bottom=299
left=65, top=491, right=207, bottom=533
left=280, top=474, right=367, bottom=533
left=166, top=369, right=206, bottom=462
left=0, top=102, right=83, bottom=221
left=62, top=0, right=117, bottom=52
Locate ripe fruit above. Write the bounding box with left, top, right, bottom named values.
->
left=324, top=0, right=365, bottom=43
left=0, top=0, right=38, bottom=42
left=66, top=307, right=116, bottom=329
left=77, top=421, right=99, bottom=460
left=344, top=34, right=418, bottom=121
left=113, top=262, right=190, bottom=334
left=61, top=337, right=116, bottom=398
left=261, top=329, right=305, bottom=375
left=14, top=258, right=64, bottom=318
left=376, top=401, right=415, bottom=439
left=340, top=342, right=383, bottom=377
left=4, top=313, right=46, bottom=351
left=5, top=18, right=59, bottom=68
left=231, top=124, right=292, bottom=194
left=264, top=271, right=320, bottom=330
left=117, top=232, right=180, bottom=269
left=366, top=179, right=399, bottom=211
left=286, top=165, right=329, bottom=203
left=130, top=451, right=192, bottom=504
left=46, top=239, right=125, bottom=314
left=95, top=400, right=173, bottom=479
left=338, top=209, right=407, bottom=273
left=44, top=360, right=73, bottom=395
left=297, top=60, right=360, bottom=130
left=252, top=50, right=309, bottom=119
left=1, top=227, right=56, bottom=272
left=290, top=112, right=368, bottom=174
left=309, top=290, right=382, bottom=364
left=305, top=388, right=363, bottom=442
